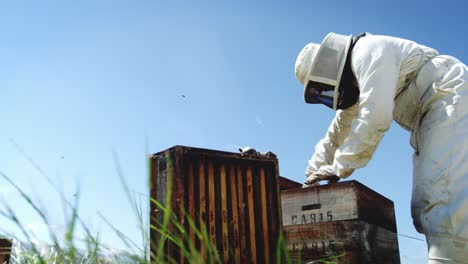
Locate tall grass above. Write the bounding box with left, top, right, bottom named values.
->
left=0, top=146, right=150, bottom=263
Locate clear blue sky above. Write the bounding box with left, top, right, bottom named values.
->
left=1, top=0, right=467, bottom=262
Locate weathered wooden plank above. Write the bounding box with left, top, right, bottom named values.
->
left=220, top=164, right=229, bottom=263
left=229, top=166, right=241, bottom=263
left=188, top=161, right=196, bottom=254
left=174, top=148, right=185, bottom=263
left=162, top=151, right=180, bottom=260
left=260, top=167, right=270, bottom=264
left=208, top=161, right=217, bottom=247
left=246, top=166, right=257, bottom=263
left=237, top=166, right=248, bottom=263
left=199, top=160, right=207, bottom=259
left=268, top=166, right=281, bottom=258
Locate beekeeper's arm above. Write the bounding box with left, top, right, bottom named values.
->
left=305, top=104, right=358, bottom=177
left=307, top=38, right=401, bottom=183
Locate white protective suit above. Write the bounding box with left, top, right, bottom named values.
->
left=297, top=34, right=468, bottom=263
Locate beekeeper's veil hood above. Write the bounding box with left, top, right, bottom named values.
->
left=295, top=33, right=353, bottom=110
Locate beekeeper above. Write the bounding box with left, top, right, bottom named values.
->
left=295, top=32, right=468, bottom=263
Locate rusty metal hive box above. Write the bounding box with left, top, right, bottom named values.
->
left=150, top=146, right=282, bottom=263
left=281, top=180, right=400, bottom=264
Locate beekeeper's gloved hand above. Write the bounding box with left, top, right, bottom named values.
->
left=303, top=165, right=340, bottom=187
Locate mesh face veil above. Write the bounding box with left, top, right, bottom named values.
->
left=303, top=33, right=353, bottom=110
left=304, top=80, right=335, bottom=108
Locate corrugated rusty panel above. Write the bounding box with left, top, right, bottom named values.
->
left=150, top=146, right=282, bottom=263
left=281, top=180, right=400, bottom=264
left=279, top=176, right=302, bottom=191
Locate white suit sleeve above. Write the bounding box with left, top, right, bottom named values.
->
left=332, top=39, right=401, bottom=178
left=305, top=103, right=359, bottom=177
